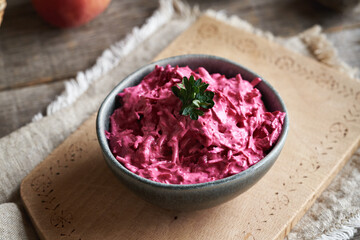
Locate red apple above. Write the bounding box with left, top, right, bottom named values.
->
left=32, top=0, right=111, bottom=28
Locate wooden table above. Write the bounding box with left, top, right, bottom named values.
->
left=0, top=0, right=359, bottom=238
left=1, top=0, right=360, bottom=138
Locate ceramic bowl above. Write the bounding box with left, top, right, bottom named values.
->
left=96, top=54, right=289, bottom=211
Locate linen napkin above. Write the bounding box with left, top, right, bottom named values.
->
left=0, top=1, right=359, bottom=239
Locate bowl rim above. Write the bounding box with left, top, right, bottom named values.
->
left=96, top=54, right=289, bottom=190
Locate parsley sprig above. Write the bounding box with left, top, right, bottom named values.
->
left=171, top=75, right=215, bottom=120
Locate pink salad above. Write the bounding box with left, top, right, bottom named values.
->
left=106, top=65, right=285, bottom=184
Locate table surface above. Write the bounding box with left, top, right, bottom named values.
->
left=0, top=0, right=359, bottom=238
left=1, top=0, right=360, bottom=138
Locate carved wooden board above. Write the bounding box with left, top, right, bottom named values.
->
left=21, top=16, right=360, bottom=240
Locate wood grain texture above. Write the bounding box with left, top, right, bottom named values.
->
left=193, top=0, right=360, bottom=69
left=0, top=0, right=158, bottom=138
left=1, top=0, right=359, bottom=139
left=0, top=0, right=158, bottom=90
left=194, top=0, right=360, bottom=36
left=21, top=16, right=360, bottom=240
left=1, top=0, right=359, bottom=90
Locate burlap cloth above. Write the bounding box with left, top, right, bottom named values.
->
left=0, top=1, right=359, bottom=239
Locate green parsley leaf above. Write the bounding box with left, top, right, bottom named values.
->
left=171, top=75, right=215, bottom=120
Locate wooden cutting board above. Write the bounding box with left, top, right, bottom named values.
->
left=21, top=15, right=360, bottom=240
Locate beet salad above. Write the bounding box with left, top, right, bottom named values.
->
left=106, top=65, right=285, bottom=184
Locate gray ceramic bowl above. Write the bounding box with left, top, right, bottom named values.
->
left=96, top=54, right=289, bottom=211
